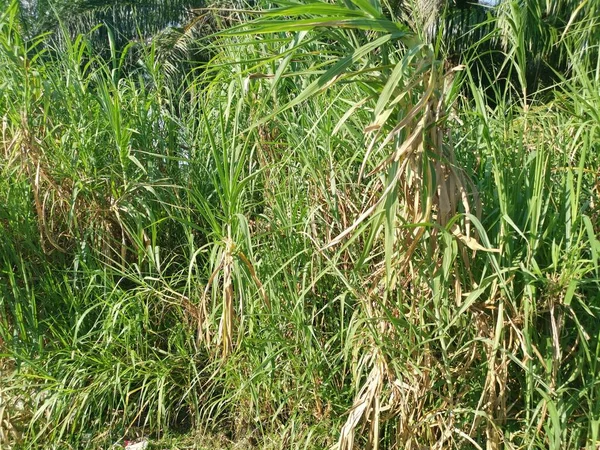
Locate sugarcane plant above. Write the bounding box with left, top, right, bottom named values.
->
left=214, top=0, right=498, bottom=447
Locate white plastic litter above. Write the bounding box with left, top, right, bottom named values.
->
left=124, top=439, right=149, bottom=450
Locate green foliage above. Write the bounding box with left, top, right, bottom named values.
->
left=1, top=0, right=599, bottom=448
left=20, top=0, right=205, bottom=40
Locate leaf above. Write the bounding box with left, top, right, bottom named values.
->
left=264, top=4, right=370, bottom=18
left=451, top=225, right=500, bottom=253
left=227, top=17, right=409, bottom=35
left=564, top=279, right=578, bottom=306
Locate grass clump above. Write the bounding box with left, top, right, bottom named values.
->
left=1, top=0, right=599, bottom=448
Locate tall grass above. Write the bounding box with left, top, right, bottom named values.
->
left=1, top=0, right=599, bottom=448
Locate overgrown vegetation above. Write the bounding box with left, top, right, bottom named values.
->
left=1, top=0, right=599, bottom=448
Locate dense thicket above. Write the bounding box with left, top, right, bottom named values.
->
left=1, top=0, right=599, bottom=448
